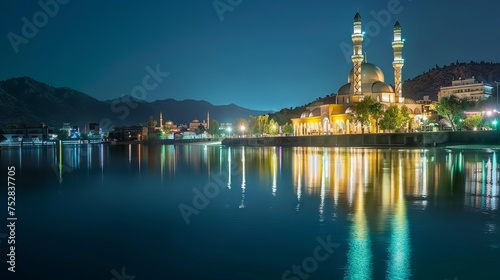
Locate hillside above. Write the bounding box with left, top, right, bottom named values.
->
left=0, top=77, right=271, bottom=129
left=403, top=61, right=500, bottom=101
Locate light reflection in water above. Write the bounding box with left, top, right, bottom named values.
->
left=3, top=145, right=500, bottom=278
left=240, top=146, right=246, bottom=209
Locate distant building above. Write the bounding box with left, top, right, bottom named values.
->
left=60, top=123, right=72, bottom=137
left=1, top=123, right=55, bottom=142
left=86, top=122, right=103, bottom=139
left=108, top=126, right=148, bottom=141
left=416, top=95, right=434, bottom=115
left=189, top=119, right=208, bottom=132
left=218, top=122, right=233, bottom=135
left=438, top=77, right=493, bottom=102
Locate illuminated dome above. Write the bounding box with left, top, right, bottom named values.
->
left=348, top=62, right=385, bottom=84
left=372, top=82, right=394, bottom=93
left=338, top=62, right=394, bottom=95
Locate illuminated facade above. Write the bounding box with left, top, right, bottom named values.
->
left=437, top=77, right=493, bottom=102
left=292, top=12, right=421, bottom=136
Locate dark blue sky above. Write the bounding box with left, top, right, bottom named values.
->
left=1, top=0, right=499, bottom=111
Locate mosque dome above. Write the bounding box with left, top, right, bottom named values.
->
left=347, top=62, right=385, bottom=84
left=372, top=82, right=394, bottom=93
left=337, top=62, right=394, bottom=95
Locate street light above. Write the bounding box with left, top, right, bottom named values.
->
left=227, top=126, right=232, bottom=137
left=240, top=125, right=245, bottom=136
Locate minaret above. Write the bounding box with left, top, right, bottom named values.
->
left=159, top=111, right=163, bottom=127
left=206, top=111, right=210, bottom=129
left=352, top=11, right=364, bottom=96
left=392, top=20, right=404, bottom=99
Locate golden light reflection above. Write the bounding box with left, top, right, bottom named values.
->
left=272, top=147, right=277, bottom=196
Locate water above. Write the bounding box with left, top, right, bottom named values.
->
left=0, top=144, right=499, bottom=279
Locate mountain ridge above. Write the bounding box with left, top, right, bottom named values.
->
left=0, top=77, right=272, bottom=128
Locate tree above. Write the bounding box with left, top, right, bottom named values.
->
left=249, top=115, right=259, bottom=135
left=435, top=95, right=465, bottom=131
left=257, top=115, right=269, bottom=135
left=195, top=123, right=206, bottom=135
left=379, top=105, right=400, bottom=131
left=282, top=122, right=293, bottom=135
left=399, top=105, right=411, bottom=132
left=463, top=113, right=483, bottom=130
left=350, top=96, right=375, bottom=133
left=369, top=101, right=384, bottom=133
left=268, top=119, right=279, bottom=135
left=161, top=123, right=172, bottom=137
left=208, top=120, right=219, bottom=136
left=147, top=116, right=157, bottom=133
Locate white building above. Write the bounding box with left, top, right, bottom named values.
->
left=438, top=77, right=493, bottom=102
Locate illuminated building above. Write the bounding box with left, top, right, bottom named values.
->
left=437, top=77, right=493, bottom=102
left=292, top=12, right=422, bottom=136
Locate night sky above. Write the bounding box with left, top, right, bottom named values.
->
left=1, top=0, right=499, bottom=111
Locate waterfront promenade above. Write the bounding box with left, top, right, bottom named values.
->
left=223, top=130, right=500, bottom=148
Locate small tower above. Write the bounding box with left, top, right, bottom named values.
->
left=392, top=20, right=405, bottom=101
left=206, top=111, right=210, bottom=129
left=159, top=111, right=163, bottom=127
left=351, top=11, right=365, bottom=96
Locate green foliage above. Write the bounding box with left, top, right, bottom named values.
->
left=370, top=101, right=383, bottom=133
left=350, top=96, right=375, bottom=133
left=268, top=119, right=279, bottom=135
left=379, top=105, right=400, bottom=131
left=161, top=123, right=172, bottom=137
left=463, top=113, right=483, bottom=130
left=208, top=120, right=219, bottom=136
left=399, top=105, right=411, bottom=131
left=195, top=123, right=206, bottom=135
left=147, top=116, right=157, bottom=130
left=56, top=129, right=69, bottom=140
left=435, top=95, right=465, bottom=131
left=282, top=122, right=293, bottom=135
left=249, top=115, right=259, bottom=135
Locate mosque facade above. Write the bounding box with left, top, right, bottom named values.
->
left=292, top=12, right=423, bottom=135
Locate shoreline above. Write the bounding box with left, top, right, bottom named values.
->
left=222, top=131, right=500, bottom=148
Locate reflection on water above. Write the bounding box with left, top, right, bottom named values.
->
left=2, top=144, right=499, bottom=279
left=4, top=144, right=498, bottom=213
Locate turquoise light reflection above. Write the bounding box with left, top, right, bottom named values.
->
left=344, top=182, right=372, bottom=280
left=387, top=163, right=411, bottom=280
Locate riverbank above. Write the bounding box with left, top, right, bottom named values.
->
left=222, top=130, right=500, bottom=147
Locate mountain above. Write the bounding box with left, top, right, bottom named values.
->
left=402, top=61, right=500, bottom=101
left=0, top=77, right=271, bottom=129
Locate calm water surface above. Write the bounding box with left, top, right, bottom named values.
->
left=0, top=144, right=499, bottom=280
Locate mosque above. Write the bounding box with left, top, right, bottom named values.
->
left=291, top=12, right=423, bottom=135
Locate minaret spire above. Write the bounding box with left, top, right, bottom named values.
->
left=159, top=111, right=163, bottom=127
left=352, top=11, right=364, bottom=96
left=392, top=20, right=404, bottom=101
